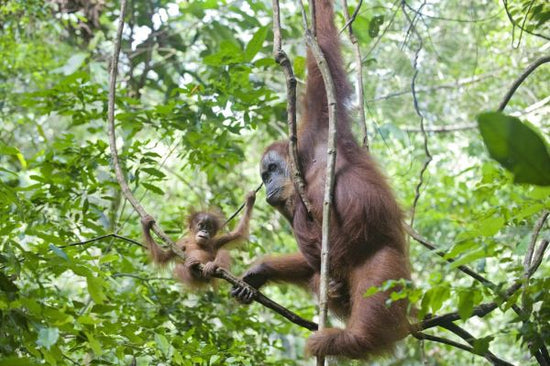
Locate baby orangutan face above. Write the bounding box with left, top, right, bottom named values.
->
left=189, top=213, right=222, bottom=246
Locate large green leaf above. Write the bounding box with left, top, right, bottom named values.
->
left=244, top=26, right=268, bottom=62
left=477, top=111, right=550, bottom=186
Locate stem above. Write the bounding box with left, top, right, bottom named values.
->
left=272, top=0, right=314, bottom=218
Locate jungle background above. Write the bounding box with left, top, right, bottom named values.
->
left=0, top=0, right=549, bottom=365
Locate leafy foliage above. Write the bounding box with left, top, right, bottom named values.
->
left=0, top=0, right=549, bottom=365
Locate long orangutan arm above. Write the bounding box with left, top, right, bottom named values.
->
left=232, top=252, right=315, bottom=304
left=141, top=216, right=178, bottom=265
left=238, top=252, right=316, bottom=290
left=214, top=191, right=256, bottom=249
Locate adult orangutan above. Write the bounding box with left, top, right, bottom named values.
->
left=232, top=0, right=411, bottom=359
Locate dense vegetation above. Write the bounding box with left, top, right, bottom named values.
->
left=0, top=0, right=548, bottom=365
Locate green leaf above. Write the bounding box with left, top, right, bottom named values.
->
left=477, top=112, right=550, bottom=186
left=142, top=167, right=166, bottom=179
left=473, top=336, right=494, bottom=355
left=429, top=286, right=450, bottom=313
left=86, top=276, right=106, bottom=304
left=49, top=244, right=69, bottom=261
left=36, top=327, right=59, bottom=350
left=155, top=333, right=171, bottom=356
left=293, top=56, right=306, bottom=79
left=0, top=357, right=39, bottom=366
left=475, top=215, right=505, bottom=236
left=368, top=15, right=384, bottom=38
left=0, top=142, right=20, bottom=155
left=142, top=182, right=165, bottom=195
left=86, top=332, right=102, bottom=355
left=449, top=247, right=493, bottom=268
left=458, top=290, right=475, bottom=320
left=244, top=26, right=268, bottom=62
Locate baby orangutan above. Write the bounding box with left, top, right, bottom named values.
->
left=141, top=191, right=255, bottom=289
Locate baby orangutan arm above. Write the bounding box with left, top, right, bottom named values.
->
left=202, top=249, right=231, bottom=278
left=214, top=191, right=256, bottom=249
left=141, top=215, right=178, bottom=265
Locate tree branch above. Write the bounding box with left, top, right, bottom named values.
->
left=523, top=211, right=549, bottom=309
left=440, top=322, right=515, bottom=366
left=412, top=331, right=474, bottom=353
left=60, top=234, right=144, bottom=248
left=405, top=225, right=495, bottom=287
left=223, top=183, right=263, bottom=226
left=341, top=0, right=369, bottom=150
left=106, top=0, right=317, bottom=333
left=402, top=1, right=432, bottom=227
left=300, top=2, right=340, bottom=365
left=272, top=0, right=314, bottom=218
left=498, top=55, right=550, bottom=111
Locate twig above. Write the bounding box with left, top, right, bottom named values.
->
left=402, top=1, right=432, bottom=227
left=528, top=239, right=548, bottom=278
left=440, top=322, right=515, bottom=366
left=403, top=124, right=477, bottom=133
left=405, top=225, right=494, bottom=287
left=523, top=211, right=549, bottom=283
left=107, top=0, right=174, bottom=244
left=341, top=0, right=368, bottom=150
left=369, top=72, right=496, bottom=103
left=412, top=331, right=474, bottom=353
left=60, top=234, right=144, bottom=248
left=223, top=183, right=263, bottom=226
left=498, top=55, right=550, bottom=111
left=339, top=0, right=362, bottom=35
left=272, top=0, right=314, bottom=218
left=106, top=0, right=317, bottom=332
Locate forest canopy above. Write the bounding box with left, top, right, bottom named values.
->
left=0, top=0, right=549, bottom=365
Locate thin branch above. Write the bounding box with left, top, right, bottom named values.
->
left=405, top=225, right=494, bottom=287
left=420, top=301, right=498, bottom=331
left=339, top=0, right=362, bottom=35
left=440, top=322, right=515, bottom=366
left=403, top=0, right=501, bottom=24
left=523, top=211, right=549, bottom=278
left=369, top=71, right=496, bottom=103
left=498, top=55, right=550, bottom=111
left=214, top=267, right=318, bottom=331
left=341, top=0, right=369, bottom=150
left=272, top=0, right=314, bottom=218
left=502, top=0, right=550, bottom=41
left=528, top=239, right=548, bottom=278
left=300, top=2, right=339, bottom=365
left=412, top=331, right=474, bottom=353
left=60, top=234, right=144, bottom=248
left=106, top=0, right=317, bottom=332
left=418, top=278, right=525, bottom=331
left=223, top=183, right=264, bottom=226
left=403, top=123, right=477, bottom=133
left=107, top=0, right=173, bottom=243
left=402, top=1, right=432, bottom=227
